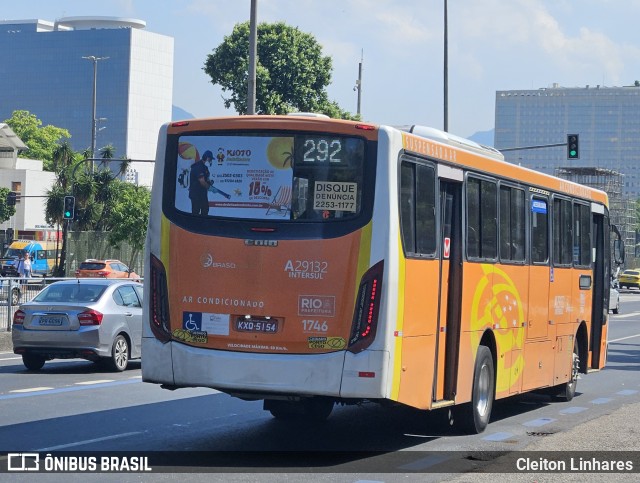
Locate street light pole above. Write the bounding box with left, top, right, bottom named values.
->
left=82, top=55, right=109, bottom=171
left=354, top=50, right=363, bottom=118
left=247, top=0, right=258, bottom=115
left=443, top=0, right=449, bottom=132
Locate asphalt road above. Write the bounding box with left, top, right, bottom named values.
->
left=0, top=292, right=639, bottom=482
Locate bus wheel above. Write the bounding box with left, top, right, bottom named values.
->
left=554, top=342, right=579, bottom=401
left=264, top=400, right=297, bottom=420
left=459, top=345, right=495, bottom=434
left=302, top=397, right=333, bottom=421
left=265, top=398, right=333, bottom=421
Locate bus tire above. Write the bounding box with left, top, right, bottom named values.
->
left=22, top=353, right=46, bottom=371
left=459, top=345, right=494, bottom=434
left=265, top=400, right=297, bottom=420
left=554, top=341, right=579, bottom=401
left=302, top=397, right=333, bottom=421
left=265, top=398, right=333, bottom=421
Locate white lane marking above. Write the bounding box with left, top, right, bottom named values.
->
left=609, top=333, right=640, bottom=343
left=612, top=311, right=640, bottom=319
left=75, top=380, right=115, bottom=385
left=10, top=387, right=54, bottom=393
left=37, top=431, right=143, bottom=451
left=0, top=356, right=21, bottom=361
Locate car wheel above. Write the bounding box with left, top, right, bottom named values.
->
left=613, top=298, right=620, bottom=314
left=10, top=288, right=20, bottom=306
left=109, top=334, right=129, bottom=372
left=22, top=354, right=45, bottom=371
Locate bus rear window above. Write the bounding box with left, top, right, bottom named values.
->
left=174, top=133, right=365, bottom=221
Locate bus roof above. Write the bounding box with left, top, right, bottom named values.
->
left=165, top=115, right=608, bottom=206
left=397, top=127, right=608, bottom=206
left=8, top=240, right=58, bottom=249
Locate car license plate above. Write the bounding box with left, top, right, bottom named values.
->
left=39, top=316, right=65, bottom=326
left=234, top=317, right=279, bottom=333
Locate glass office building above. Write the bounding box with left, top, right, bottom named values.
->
left=0, top=17, right=174, bottom=186
left=495, top=84, right=640, bottom=195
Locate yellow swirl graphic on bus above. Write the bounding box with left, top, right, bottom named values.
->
left=470, top=264, right=525, bottom=393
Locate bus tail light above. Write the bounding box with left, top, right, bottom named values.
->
left=348, top=260, right=384, bottom=353
left=150, top=254, right=171, bottom=343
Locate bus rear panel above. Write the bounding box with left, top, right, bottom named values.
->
left=143, top=117, right=389, bottom=402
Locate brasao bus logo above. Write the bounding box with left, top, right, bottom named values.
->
left=200, top=253, right=236, bottom=269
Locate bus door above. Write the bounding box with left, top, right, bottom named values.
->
left=590, top=208, right=609, bottom=369
left=527, top=194, right=550, bottom=340
left=521, top=193, right=551, bottom=391
left=433, top=166, right=463, bottom=402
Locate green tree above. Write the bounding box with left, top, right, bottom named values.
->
left=204, top=22, right=357, bottom=119
left=0, top=188, right=16, bottom=224
left=107, top=183, right=151, bottom=268
left=3, top=110, right=71, bottom=170
left=45, top=141, right=150, bottom=275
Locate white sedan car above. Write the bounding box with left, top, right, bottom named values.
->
left=610, top=283, right=620, bottom=314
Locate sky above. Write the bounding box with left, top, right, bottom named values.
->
left=4, top=0, right=640, bottom=139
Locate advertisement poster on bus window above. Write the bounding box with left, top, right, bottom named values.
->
left=175, top=135, right=294, bottom=219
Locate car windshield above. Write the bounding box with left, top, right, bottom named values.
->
left=33, top=284, right=107, bottom=303
left=3, top=248, right=23, bottom=258
left=623, top=271, right=639, bottom=276
left=79, top=262, right=107, bottom=270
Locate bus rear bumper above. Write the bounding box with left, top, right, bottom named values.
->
left=142, top=337, right=389, bottom=399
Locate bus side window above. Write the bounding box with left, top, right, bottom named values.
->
left=531, top=197, right=549, bottom=263
left=466, top=176, right=497, bottom=260
left=415, top=164, right=436, bottom=256
left=400, top=161, right=416, bottom=254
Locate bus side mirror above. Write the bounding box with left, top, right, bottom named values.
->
left=614, top=239, right=624, bottom=265
left=611, top=224, right=624, bottom=265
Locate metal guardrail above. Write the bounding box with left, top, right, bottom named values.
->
left=0, top=277, right=143, bottom=331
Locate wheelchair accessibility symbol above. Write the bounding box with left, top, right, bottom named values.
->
left=183, top=312, right=202, bottom=331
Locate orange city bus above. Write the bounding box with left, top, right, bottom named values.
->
left=142, top=115, right=623, bottom=433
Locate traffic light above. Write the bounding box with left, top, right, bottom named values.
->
left=63, top=195, right=75, bottom=220
left=6, top=191, right=16, bottom=206
left=567, top=134, right=579, bottom=159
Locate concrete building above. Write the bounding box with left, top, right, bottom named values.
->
left=0, top=123, right=56, bottom=235
left=495, top=84, right=640, bottom=194
left=0, top=17, right=174, bottom=187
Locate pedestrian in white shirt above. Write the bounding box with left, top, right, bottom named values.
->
left=23, top=252, right=32, bottom=279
